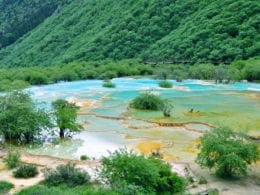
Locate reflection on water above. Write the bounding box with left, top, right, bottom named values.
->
left=26, top=78, right=260, bottom=160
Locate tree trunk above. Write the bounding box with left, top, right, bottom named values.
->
left=60, top=128, right=65, bottom=139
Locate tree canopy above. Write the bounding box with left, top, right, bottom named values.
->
left=52, top=99, right=82, bottom=139
left=0, top=91, right=52, bottom=144
left=196, top=126, right=259, bottom=178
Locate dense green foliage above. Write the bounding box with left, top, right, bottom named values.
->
left=52, top=99, right=82, bottom=139
left=103, top=80, right=116, bottom=88
left=130, top=92, right=174, bottom=117
left=0, top=181, right=14, bottom=194
left=0, top=0, right=67, bottom=49
left=13, top=164, right=38, bottom=178
left=0, top=59, right=152, bottom=91
left=159, top=80, right=173, bottom=88
left=80, top=155, right=89, bottom=161
left=3, top=151, right=21, bottom=169
left=99, top=149, right=185, bottom=194
left=44, top=163, right=90, bottom=187
left=17, top=185, right=118, bottom=195
left=0, top=0, right=258, bottom=67
left=196, top=127, right=259, bottom=178
left=131, top=92, right=164, bottom=111
left=0, top=58, right=259, bottom=93
left=0, top=91, right=52, bottom=144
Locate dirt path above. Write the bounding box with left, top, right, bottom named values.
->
left=0, top=151, right=100, bottom=194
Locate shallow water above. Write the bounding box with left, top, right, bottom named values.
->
left=26, top=78, right=260, bottom=160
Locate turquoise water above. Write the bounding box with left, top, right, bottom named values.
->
left=26, top=78, right=260, bottom=159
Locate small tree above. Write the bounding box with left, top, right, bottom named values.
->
left=52, top=99, right=83, bottom=139
left=160, top=100, right=174, bottom=117
left=196, top=127, right=259, bottom=178
left=0, top=91, right=52, bottom=144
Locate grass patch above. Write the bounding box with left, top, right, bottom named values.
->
left=3, top=151, right=21, bottom=169
left=16, top=184, right=117, bottom=195
left=0, top=181, right=14, bottom=194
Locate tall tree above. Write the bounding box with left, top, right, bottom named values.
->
left=0, top=91, right=52, bottom=144
left=52, top=99, right=83, bottom=139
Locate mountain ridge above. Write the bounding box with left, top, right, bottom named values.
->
left=0, top=0, right=259, bottom=67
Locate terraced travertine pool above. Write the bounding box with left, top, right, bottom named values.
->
left=25, top=78, right=260, bottom=162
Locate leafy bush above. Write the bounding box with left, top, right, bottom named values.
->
left=80, top=155, right=89, bottom=161
left=111, top=180, right=147, bottom=195
left=102, top=80, right=116, bottom=88
left=159, top=80, right=173, bottom=88
left=0, top=181, right=14, bottom=194
left=3, top=151, right=21, bottom=169
left=44, top=163, right=90, bottom=187
left=130, top=92, right=163, bottom=110
left=196, top=126, right=259, bottom=178
left=99, top=149, right=185, bottom=194
left=13, top=164, right=38, bottom=178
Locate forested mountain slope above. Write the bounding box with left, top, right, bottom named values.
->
left=0, top=0, right=67, bottom=49
left=0, top=0, right=259, bottom=67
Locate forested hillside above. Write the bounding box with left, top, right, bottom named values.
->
left=0, top=0, right=259, bottom=67
left=0, top=0, right=67, bottom=49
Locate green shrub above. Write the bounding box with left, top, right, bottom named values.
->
left=198, top=176, right=208, bottom=184
left=3, top=151, right=21, bottom=169
left=99, top=149, right=185, bottom=194
left=102, top=81, right=116, bottom=88
left=44, top=163, right=90, bottom=187
left=13, top=164, right=38, bottom=178
left=0, top=181, right=14, bottom=194
left=80, top=155, right=89, bottom=161
left=111, top=180, right=147, bottom=195
left=130, top=92, right=163, bottom=110
left=159, top=80, right=173, bottom=88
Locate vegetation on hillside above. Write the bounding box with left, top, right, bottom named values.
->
left=0, top=0, right=258, bottom=67
left=0, top=0, right=67, bottom=49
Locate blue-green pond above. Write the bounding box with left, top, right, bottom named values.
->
left=26, top=78, right=260, bottom=161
